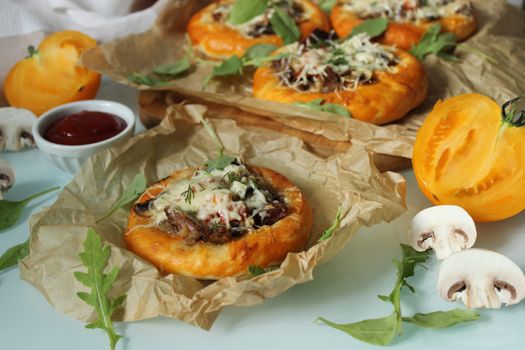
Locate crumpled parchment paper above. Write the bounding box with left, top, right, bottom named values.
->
left=20, top=104, right=406, bottom=330
left=80, top=0, right=525, bottom=163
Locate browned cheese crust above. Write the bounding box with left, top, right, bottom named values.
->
left=253, top=47, right=428, bottom=125
left=125, top=166, right=313, bottom=279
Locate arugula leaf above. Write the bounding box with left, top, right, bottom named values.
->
left=409, top=24, right=458, bottom=61
left=317, top=313, right=398, bottom=346
left=270, top=8, right=301, bottom=44
left=203, top=44, right=282, bottom=86
left=152, top=55, right=191, bottom=77
left=127, top=73, right=161, bottom=86
left=294, top=99, right=351, bottom=118
left=129, top=55, right=192, bottom=86
left=317, top=205, right=343, bottom=242
left=317, top=103, right=351, bottom=118
left=317, top=245, right=429, bottom=345
left=248, top=265, right=266, bottom=277
left=74, top=228, right=126, bottom=350
left=318, top=0, right=337, bottom=13
left=229, top=0, right=268, bottom=25
left=318, top=245, right=480, bottom=345
left=244, top=43, right=279, bottom=63
left=350, top=18, right=388, bottom=38
left=206, top=154, right=236, bottom=172
left=97, top=173, right=147, bottom=222
left=403, top=309, right=480, bottom=328
left=204, top=55, right=244, bottom=87
left=0, top=186, right=59, bottom=231
left=0, top=239, right=29, bottom=272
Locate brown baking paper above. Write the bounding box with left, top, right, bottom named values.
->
left=80, top=0, right=525, bottom=164
left=19, top=104, right=406, bottom=330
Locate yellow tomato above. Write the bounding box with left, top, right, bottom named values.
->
left=4, top=30, right=101, bottom=116
left=413, top=93, right=525, bottom=222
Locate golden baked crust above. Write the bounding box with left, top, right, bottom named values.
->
left=187, top=0, right=330, bottom=59
left=253, top=46, right=427, bottom=125
left=330, top=1, right=477, bottom=50
left=125, top=165, right=312, bottom=279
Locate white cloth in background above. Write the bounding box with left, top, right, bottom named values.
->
left=0, top=0, right=170, bottom=41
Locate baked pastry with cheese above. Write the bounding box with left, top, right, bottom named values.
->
left=331, top=0, right=477, bottom=50
left=125, top=158, right=312, bottom=279
left=187, top=0, right=330, bottom=59
left=253, top=30, right=427, bottom=125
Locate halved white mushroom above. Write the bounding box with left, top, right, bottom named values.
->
left=438, top=249, right=525, bottom=309
left=408, top=205, right=476, bottom=260
left=0, top=158, right=15, bottom=199
left=0, top=107, right=37, bottom=151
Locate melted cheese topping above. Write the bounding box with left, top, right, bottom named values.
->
left=149, top=164, right=272, bottom=229
left=211, top=0, right=308, bottom=38
left=341, top=0, right=473, bottom=23
left=276, top=33, right=397, bottom=92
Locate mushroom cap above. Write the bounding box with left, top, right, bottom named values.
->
left=0, top=107, right=37, bottom=151
left=438, top=248, right=525, bottom=309
left=408, top=205, right=477, bottom=260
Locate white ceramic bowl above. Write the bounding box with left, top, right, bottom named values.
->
left=33, top=100, right=135, bottom=174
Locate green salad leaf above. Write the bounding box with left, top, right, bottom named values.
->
left=153, top=54, right=192, bottom=77
left=317, top=313, right=398, bottom=346
left=317, top=205, right=343, bottom=242
left=295, top=99, right=351, bottom=118
left=127, top=73, right=161, bottom=86
left=248, top=265, right=266, bottom=277
left=243, top=43, right=279, bottom=64
left=206, top=154, right=236, bottom=172
left=403, top=309, right=480, bottom=328
left=270, top=8, right=301, bottom=45
left=74, top=228, right=126, bottom=350
left=409, top=24, right=459, bottom=61
left=229, top=0, right=268, bottom=25
left=350, top=18, right=388, bottom=38
left=129, top=55, right=192, bottom=86
left=204, top=55, right=244, bottom=87
left=203, top=43, right=282, bottom=86
left=97, top=173, right=147, bottom=222
left=0, top=186, right=59, bottom=231
left=0, top=239, right=29, bottom=272
left=317, top=244, right=478, bottom=345
left=318, top=0, right=337, bottom=13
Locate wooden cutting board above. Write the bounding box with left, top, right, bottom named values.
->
left=138, top=90, right=411, bottom=172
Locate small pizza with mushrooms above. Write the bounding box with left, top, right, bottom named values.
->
left=125, top=158, right=312, bottom=279
left=253, top=30, right=427, bottom=124
left=187, top=0, right=329, bottom=59
left=331, top=0, right=477, bottom=50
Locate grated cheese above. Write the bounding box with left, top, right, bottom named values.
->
left=341, top=0, right=474, bottom=23
left=148, top=163, right=273, bottom=230
left=275, top=32, right=397, bottom=92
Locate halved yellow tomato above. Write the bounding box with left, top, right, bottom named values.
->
left=413, top=93, right=525, bottom=222
left=4, top=30, right=101, bottom=116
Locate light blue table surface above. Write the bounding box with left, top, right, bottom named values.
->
left=1, top=80, right=524, bottom=350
